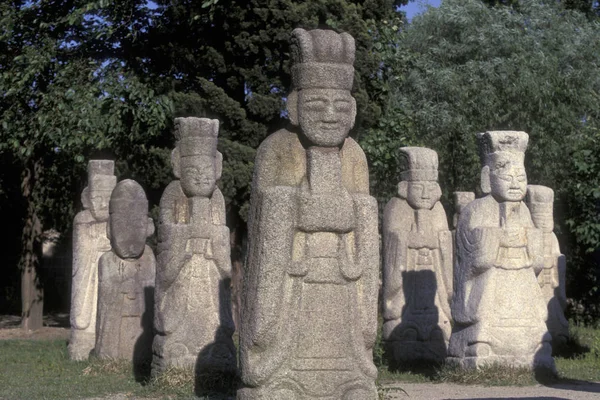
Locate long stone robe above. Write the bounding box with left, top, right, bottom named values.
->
left=95, top=247, right=155, bottom=364
left=448, top=195, right=554, bottom=369
left=152, top=182, right=235, bottom=374
left=239, top=129, right=379, bottom=399
left=69, top=210, right=111, bottom=360
left=383, top=198, right=453, bottom=364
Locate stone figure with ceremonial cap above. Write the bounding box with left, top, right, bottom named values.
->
left=447, top=131, right=555, bottom=371
left=239, top=28, right=380, bottom=399
left=69, top=160, right=116, bottom=360
left=527, top=185, right=569, bottom=349
left=152, top=118, right=236, bottom=377
left=382, top=147, right=453, bottom=365
left=95, top=179, right=155, bottom=369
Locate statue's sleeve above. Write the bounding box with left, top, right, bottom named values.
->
left=156, top=182, right=190, bottom=291
left=382, top=198, right=407, bottom=321
left=210, top=188, right=232, bottom=278
left=70, top=214, right=98, bottom=330
left=95, top=252, right=123, bottom=359
left=434, top=203, right=454, bottom=303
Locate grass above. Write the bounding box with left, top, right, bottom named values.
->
left=0, top=339, right=234, bottom=399
left=376, top=324, right=600, bottom=386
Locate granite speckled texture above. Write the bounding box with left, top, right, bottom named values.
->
left=239, top=28, right=379, bottom=399
left=152, top=118, right=235, bottom=377
left=382, top=147, right=453, bottom=365
left=95, top=179, right=155, bottom=370
left=526, top=185, right=568, bottom=349
left=447, top=131, right=555, bottom=371
left=69, top=160, right=116, bottom=360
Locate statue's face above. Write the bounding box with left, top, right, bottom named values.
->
left=180, top=155, right=216, bottom=197
left=110, top=205, right=148, bottom=259
left=298, top=88, right=355, bottom=147
left=406, top=181, right=441, bottom=210
left=89, top=189, right=112, bottom=221
left=489, top=156, right=527, bottom=202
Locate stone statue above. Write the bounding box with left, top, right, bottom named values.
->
left=69, top=160, right=116, bottom=360
left=382, top=147, right=453, bottom=365
left=239, top=28, right=380, bottom=399
left=527, top=185, right=569, bottom=349
left=453, top=192, right=475, bottom=230
left=95, top=179, right=155, bottom=369
left=152, top=118, right=236, bottom=377
left=448, top=131, right=555, bottom=370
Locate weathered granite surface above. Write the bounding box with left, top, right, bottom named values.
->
left=239, top=28, right=379, bottom=399
left=152, top=118, right=235, bottom=376
left=69, top=160, right=116, bottom=360
left=453, top=192, right=475, bottom=230
left=447, top=131, right=555, bottom=370
left=383, top=147, right=453, bottom=365
left=527, top=185, right=569, bottom=348
left=95, top=179, right=155, bottom=369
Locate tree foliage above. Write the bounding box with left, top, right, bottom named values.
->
left=367, top=0, right=600, bottom=319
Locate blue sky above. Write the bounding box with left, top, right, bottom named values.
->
left=400, top=0, right=442, bottom=21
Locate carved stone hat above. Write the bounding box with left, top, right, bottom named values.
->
left=87, top=160, right=116, bottom=191
left=174, top=117, right=219, bottom=157
left=477, top=130, right=529, bottom=166
left=399, top=147, right=439, bottom=182
left=290, top=28, right=355, bottom=91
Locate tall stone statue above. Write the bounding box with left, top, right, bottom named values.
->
left=95, top=179, right=156, bottom=370
left=239, top=28, right=380, bottom=399
left=448, top=131, right=554, bottom=370
left=527, top=185, right=569, bottom=348
left=152, top=118, right=236, bottom=376
left=69, top=160, right=116, bottom=360
left=382, top=147, right=453, bottom=365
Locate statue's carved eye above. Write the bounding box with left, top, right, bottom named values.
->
left=517, top=174, right=526, bottom=182
left=497, top=174, right=512, bottom=182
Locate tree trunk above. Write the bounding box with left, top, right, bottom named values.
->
left=20, top=160, right=44, bottom=331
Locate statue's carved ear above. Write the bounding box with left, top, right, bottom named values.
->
left=480, top=166, right=491, bottom=194
left=171, top=147, right=181, bottom=179
left=287, top=91, right=299, bottom=126
left=397, top=181, right=408, bottom=199
left=146, top=217, right=155, bottom=238
left=215, top=151, right=223, bottom=181
left=81, top=186, right=91, bottom=209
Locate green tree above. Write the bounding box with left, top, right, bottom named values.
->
left=0, top=1, right=172, bottom=328
left=368, top=0, right=600, bottom=317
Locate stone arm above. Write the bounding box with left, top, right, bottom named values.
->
left=207, top=188, right=232, bottom=278
left=382, top=199, right=408, bottom=322
left=71, top=214, right=106, bottom=330
left=156, top=182, right=192, bottom=292
left=95, top=252, right=123, bottom=359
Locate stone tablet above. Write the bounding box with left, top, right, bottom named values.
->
left=69, top=160, right=116, bottom=360
left=239, top=28, right=379, bottom=399
left=95, top=179, right=156, bottom=372
left=152, top=118, right=236, bottom=376
left=447, top=131, right=555, bottom=370
left=527, top=185, right=568, bottom=349
left=382, top=147, right=453, bottom=365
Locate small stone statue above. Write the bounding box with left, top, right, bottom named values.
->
left=383, top=147, right=453, bottom=365
left=239, top=28, right=380, bottom=399
left=448, top=131, right=554, bottom=370
left=69, top=160, right=116, bottom=360
left=152, top=118, right=235, bottom=376
left=527, top=185, right=569, bottom=348
left=95, top=179, right=155, bottom=370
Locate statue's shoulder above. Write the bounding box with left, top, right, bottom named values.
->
left=256, top=129, right=302, bottom=159
left=74, top=210, right=94, bottom=225
left=341, top=137, right=367, bottom=160
left=384, top=197, right=413, bottom=230
left=160, top=181, right=184, bottom=204
left=461, top=195, right=498, bottom=226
